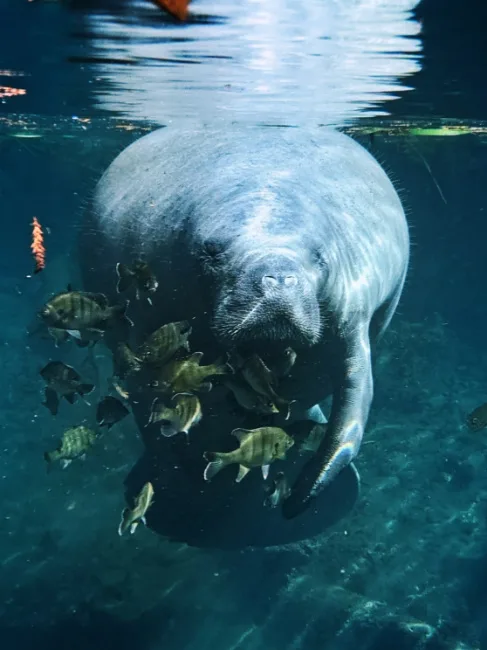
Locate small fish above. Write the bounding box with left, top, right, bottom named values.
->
left=118, top=481, right=155, bottom=536
left=241, top=353, right=292, bottom=420
left=40, top=287, right=133, bottom=335
left=203, top=426, right=294, bottom=483
left=40, top=361, right=94, bottom=416
left=138, top=320, right=192, bottom=366
left=151, top=352, right=230, bottom=395
left=223, top=376, right=279, bottom=415
left=271, top=347, right=297, bottom=379
left=264, top=472, right=291, bottom=508
left=96, top=396, right=130, bottom=429
left=44, top=425, right=98, bottom=468
left=116, top=260, right=158, bottom=303
left=300, top=423, right=328, bottom=454
left=112, top=342, right=143, bottom=379
left=467, top=403, right=487, bottom=432
left=148, top=393, right=202, bottom=438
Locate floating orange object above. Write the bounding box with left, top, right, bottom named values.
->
left=31, top=216, right=46, bottom=274
left=151, top=0, right=190, bottom=20
left=0, top=86, right=26, bottom=98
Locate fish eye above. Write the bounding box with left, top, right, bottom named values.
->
left=470, top=417, right=479, bottom=426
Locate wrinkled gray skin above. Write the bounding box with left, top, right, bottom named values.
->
left=82, top=127, right=409, bottom=519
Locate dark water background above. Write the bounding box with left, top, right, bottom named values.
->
left=2, top=0, right=487, bottom=648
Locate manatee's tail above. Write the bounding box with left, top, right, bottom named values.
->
left=203, top=451, right=228, bottom=481
left=115, top=263, right=135, bottom=294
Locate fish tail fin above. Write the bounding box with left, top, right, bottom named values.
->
left=44, top=450, right=59, bottom=464
left=42, top=388, right=59, bottom=416
left=111, top=300, right=134, bottom=328
left=118, top=508, right=131, bottom=536
left=212, top=356, right=233, bottom=376
left=203, top=452, right=227, bottom=481
left=159, top=421, right=179, bottom=438
left=116, top=263, right=135, bottom=293
left=63, top=392, right=77, bottom=405
left=78, top=383, right=95, bottom=396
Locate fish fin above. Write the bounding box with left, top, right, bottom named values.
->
left=147, top=296, right=153, bottom=306
left=141, top=516, right=147, bottom=526
left=42, top=388, right=59, bottom=415
left=67, top=329, right=82, bottom=340
left=236, top=465, right=250, bottom=483
left=48, top=328, right=68, bottom=344
left=212, top=356, right=233, bottom=375
left=118, top=508, right=130, bottom=536
left=75, top=339, right=90, bottom=348
left=111, top=300, right=134, bottom=327
left=160, top=424, right=179, bottom=438
left=189, top=351, right=204, bottom=364
left=129, top=521, right=139, bottom=535
left=203, top=452, right=226, bottom=481
left=60, top=459, right=72, bottom=470
left=199, top=381, right=212, bottom=393
left=64, top=392, right=77, bottom=404
left=83, top=292, right=109, bottom=308
left=262, top=464, right=270, bottom=480
left=231, top=428, right=252, bottom=444
left=116, top=263, right=135, bottom=293
left=44, top=450, right=55, bottom=464
left=78, top=383, right=95, bottom=396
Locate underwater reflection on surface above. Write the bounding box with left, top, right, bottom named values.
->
left=80, top=0, right=422, bottom=126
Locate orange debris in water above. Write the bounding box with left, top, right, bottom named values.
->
left=31, top=217, right=46, bottom=274
left=151, top=0, right=190, bottom=20
left=0, top=86, right=26, bottom=98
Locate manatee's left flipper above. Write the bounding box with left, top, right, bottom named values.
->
left=282, top=323, right=372, bottom=519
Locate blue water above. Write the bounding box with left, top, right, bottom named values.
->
left=2, top=0, right=487, bottom=648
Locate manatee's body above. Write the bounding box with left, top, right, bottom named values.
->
left=80, top=127, right=409, bottom=548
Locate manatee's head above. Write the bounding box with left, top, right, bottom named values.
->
left=211, top=247, right=324, bottom=348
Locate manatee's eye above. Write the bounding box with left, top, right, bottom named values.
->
left=312, top=248, right=326, bottom=267
left=203, top=241, right=221, bottom=258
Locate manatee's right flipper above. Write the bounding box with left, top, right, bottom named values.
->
left=283, top=322, right=372, bottom=519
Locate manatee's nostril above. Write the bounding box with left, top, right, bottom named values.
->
left=284, top=275, right=297, bottom=287
left=262, top=275, right=279, bottom=288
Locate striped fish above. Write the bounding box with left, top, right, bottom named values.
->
left=203, top=426, right=294, bottom=483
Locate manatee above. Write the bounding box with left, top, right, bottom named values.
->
left=80, top=127, right=409, bottom=548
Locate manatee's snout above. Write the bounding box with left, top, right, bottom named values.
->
left=213, top=251, right=322, bottom=346
left=262, top=273, right=298, bottom=291
left=251, top=255, right=302, bottom=297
